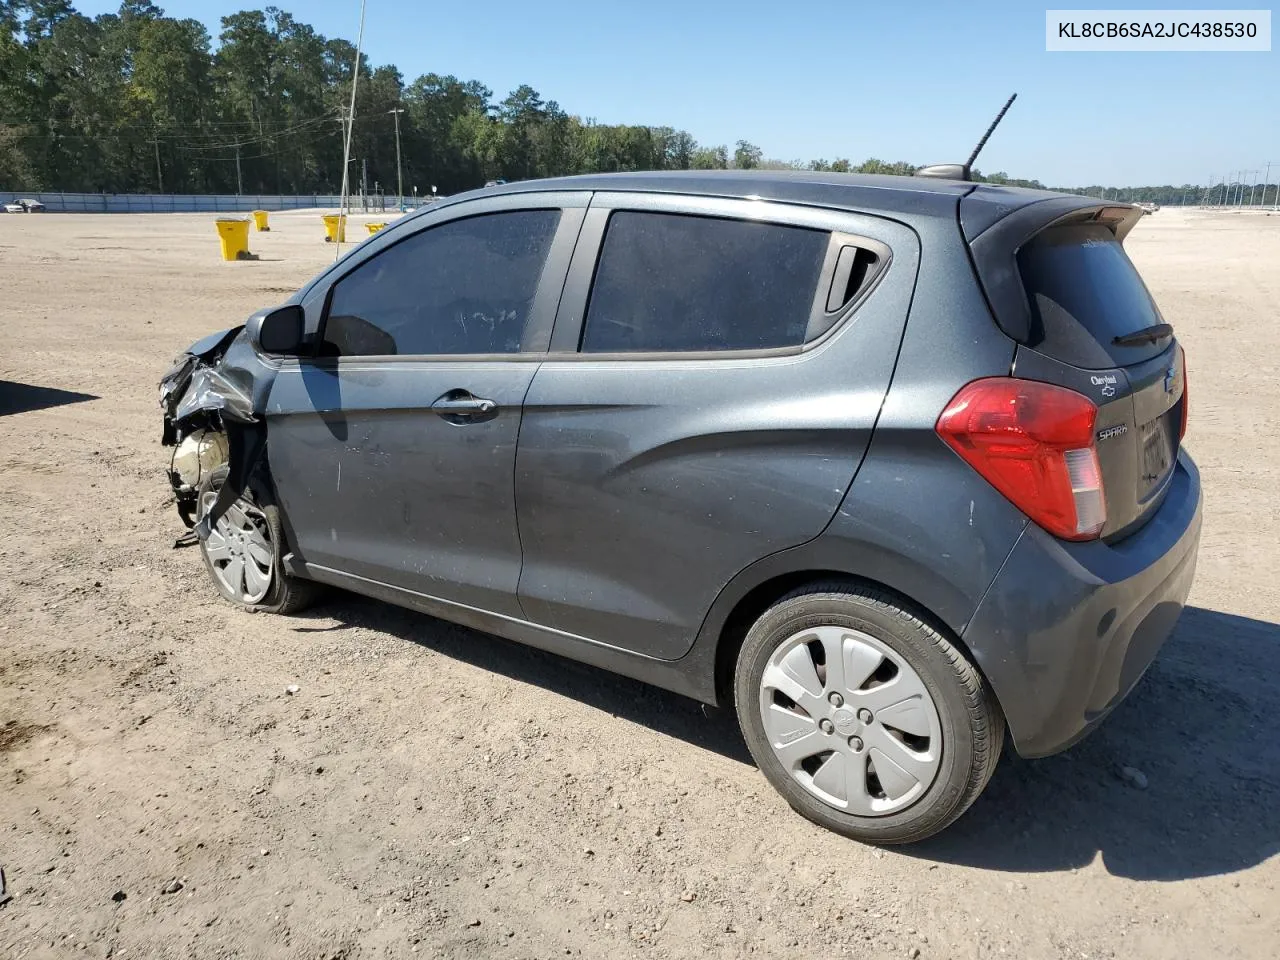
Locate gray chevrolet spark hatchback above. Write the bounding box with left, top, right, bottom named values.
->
left=160, top=171, right=1201, bottom=843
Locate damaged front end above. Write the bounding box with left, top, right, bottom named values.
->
left=159, top=318, right=278, bottom=540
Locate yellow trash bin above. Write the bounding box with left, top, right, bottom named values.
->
left=215, top=219, right=252, bottom=261
left=366, top=222, right=386, bottom=235
left=322, top=214, right=347, bottom=243
left=251, top=210, right=270, bottom=232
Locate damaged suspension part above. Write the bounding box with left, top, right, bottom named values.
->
left=193, top=421, right=268, bottom=543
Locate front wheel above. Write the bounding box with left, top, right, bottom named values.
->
left=196, top=464, right=319, bottom=615
left=734, top=583, right=1003, bottom=844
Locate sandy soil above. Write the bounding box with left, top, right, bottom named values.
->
left=1, top=206, right=1277, bottom=960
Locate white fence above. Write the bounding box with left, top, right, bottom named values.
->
left=0, top=191, right=423, bottom=214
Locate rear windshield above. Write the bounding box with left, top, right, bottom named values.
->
left=1017, top=223, right=1167, bottom=368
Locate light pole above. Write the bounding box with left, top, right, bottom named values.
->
left=388, top=108, right=405, bottom=209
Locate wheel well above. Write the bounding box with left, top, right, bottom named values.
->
left=711, top=570, right=992, bottom=713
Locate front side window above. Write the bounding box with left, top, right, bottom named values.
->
left=321, top=210, right=561, bottom=357
left=581, top=211, right=829, bottom=353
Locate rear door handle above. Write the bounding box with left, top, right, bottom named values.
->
left=432, top=390, right=498, bottom=423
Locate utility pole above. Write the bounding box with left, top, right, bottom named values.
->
left=333, top=114, right=350, bottom=197
left=361, top=157, right=368, bottom=211
left=235, top=142, right=243, bottom=196
left=152, top=137, right=163, bottom=193
left=389, top=107, right=405, bottom=209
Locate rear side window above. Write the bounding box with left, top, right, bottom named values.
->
left=581, top=212, right=828, bottom=353
left=321, top=210, right=560, bottom=357
left=1018, top=223, right=1166, bottom=368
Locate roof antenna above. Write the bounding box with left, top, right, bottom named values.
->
left=916, top=93, right=1018, bottom=182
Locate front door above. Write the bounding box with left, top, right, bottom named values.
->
left=266, top=195, right=587, bottom=616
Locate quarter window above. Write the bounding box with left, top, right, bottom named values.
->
left=580, top=212, right=829, bottom=353
left=321, top=210, right=561, bottom=357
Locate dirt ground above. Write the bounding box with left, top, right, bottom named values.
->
left=1, top=205, right=1277, bottom=960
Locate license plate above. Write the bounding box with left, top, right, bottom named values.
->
left=1140, top=415, right=1173, bottom=483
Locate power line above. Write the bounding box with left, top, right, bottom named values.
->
left=0, top=116, right=349, bottom=133
left=1, top=116, right=343, bottom=147
left=3, top=115, right=343, bottom=163
left=187, top=126, right=341, bottom=162
left=170, top=116, right=336, bottom=152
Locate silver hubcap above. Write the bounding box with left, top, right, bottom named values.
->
left=758, top=626, right=942, bottom=816
left=199, top=493, right=273, bottom=604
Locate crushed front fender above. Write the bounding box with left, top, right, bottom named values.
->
left=160, top=324, right=280, bottom=536
left=175, top=365, right=255, bottom=424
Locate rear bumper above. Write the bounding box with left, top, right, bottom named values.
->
left=964, top=450, right=1203, bottom=758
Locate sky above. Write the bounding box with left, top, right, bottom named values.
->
left=78, top=0, right=1279, bottom=186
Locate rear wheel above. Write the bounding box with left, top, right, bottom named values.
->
left=197, top=465, right=319, bottom=615
left=735, top=583, right=1003, bottom=843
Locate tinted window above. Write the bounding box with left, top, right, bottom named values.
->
left=1018, top=223, right=1166, bottom=367
left=322, top=210, right=560, bottom=357
left=581, top=212, right=828, bottom=353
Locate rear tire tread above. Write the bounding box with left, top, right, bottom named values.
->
left=735, top=580, right=1004, bottom=844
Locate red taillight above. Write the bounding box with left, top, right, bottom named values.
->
left=936, top=378, right=1107, bottom=541
left=1178, top=351, right=1189, bottom=442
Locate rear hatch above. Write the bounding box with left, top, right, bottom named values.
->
left=971, top=204, right=1187, bottom=541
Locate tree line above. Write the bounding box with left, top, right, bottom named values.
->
left=0, top=2, right=1218, bottom=205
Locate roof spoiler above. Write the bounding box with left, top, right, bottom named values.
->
left=915, top=93, right=1017, bottom=182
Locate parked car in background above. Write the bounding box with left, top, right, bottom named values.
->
left=158, top=171, right=1200, bottom=843
left=3, top=198, right=46, bottom=212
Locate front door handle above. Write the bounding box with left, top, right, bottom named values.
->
left=432, top=389, right=498, bottom=423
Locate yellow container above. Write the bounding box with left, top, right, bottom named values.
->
left=215, top=219, right=251, bottom=261
left=322, top=213, right=347, bottom=243
left=366, top=222, right=386, bottom=234
left=251, top=210, right=270, bottom=231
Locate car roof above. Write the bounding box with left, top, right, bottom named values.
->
left=446, top=170, right=1077, bottom=228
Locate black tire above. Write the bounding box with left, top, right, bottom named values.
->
left=196, top=464, right=320, bottom=615
left=734, top=582, right=1003, bottom=844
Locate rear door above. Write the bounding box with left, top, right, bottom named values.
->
left=513, top=193, right=920, bottom=659
left=1009, top=218, right=1187, bottom=539
left=265, top=193, right=587, bottom=615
